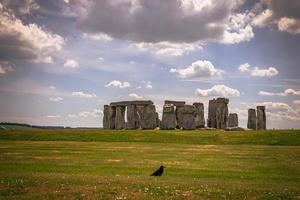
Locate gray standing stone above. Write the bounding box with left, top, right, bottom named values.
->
left=175, top=106, right=184, bottom=129
left=228, top=113, right=238, bottom=127
left=247, top=108, right=257, bottom=130
left=103, top=105, right=115, bottom=129
left=207, top=99, right=217, bottom=128
left=126, top=104, right=140, bottom=129
left=115, top=106, right=126, bottom=129
left=155, top=112, right=160, bottom=128
left=257, top=106, right=266, bottom=130
left=193, top=102, right=205, bottom=128
left=182, top=105, right=196, bottom=130
left=160, top=104, right=176, bottom=130
left=141, top=104, right=157, bottom=129
left=215, top=98, right=229, bottom=129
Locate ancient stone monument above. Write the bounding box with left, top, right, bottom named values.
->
left=247, top=108, right=257, bottom=130
left=193, top=103, right=205, bottom=128
left=160, top=104, right=176, bottom=130
left=257, top=106, right=266, bottom=130
left=103, top=98, right=266, bottom=130
left=208, top=98, right=229, bottom=129
left=228, top=113, right=238, bottom=127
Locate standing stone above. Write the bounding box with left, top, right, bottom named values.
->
left=182, top=105, right=196, bottom=130
left=193, top=102, right=205, bottom=128
left=247, top=108, right=257, bottom=130
left=126, top=104, right=140, bottom=129
left=141, top=104, right=157, bottom=129
left=103, top=105, right=115, bottom=129
left=257, top=106, right=266, bottom=130
left=175, top=106, right=184, bottom=129
left=207, top=99, right=217, bottom=128
left=215, top=98, right=229, bottom=129
left=115, top=106, right=126, bottom=129
left=228, top=113, right=238, bottom=127
left=160, top=104, right=176, bottom=130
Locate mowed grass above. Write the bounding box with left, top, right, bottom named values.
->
left=0, top=129, right=300, bottom=199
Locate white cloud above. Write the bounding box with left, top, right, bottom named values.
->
left=0, top=66, right=5, bottom=74
left=0, top=3, right=64, bottom=64
left=251, top=0, right=300, bottom=35
left=170, top=60, right=224, bottom=79
left=222, top=12, right=254, bottom=44
left=129, top=93, right=143, bottom=99
left=78, top=109, right=102, bottom=118
left=105, top=80, right=130, bottom=89
left=195, top=84, right=240, bottom=97
left=145, top=81, right=153, bottom=89
left=72, top=91, right=97, bottom=98
left=49, top=97, right=63, bottom=102
left=64, top=59, right=79, bottom=68
left=259, top=89, right=300, bottom=96
left=293, top=100, right=300, bottom=105
left=131, top=42, right=200, bottom=57
left=42, top=56, right=53, bottom=64
left=68, top=114, right=76, bottom=118
left=49, top=85, right=56, bottom=90
left=83, top=33, right=113, bottom=41
left=238, top=63, right=278, bottom=77
left=46, top=115, right=61, bottom=118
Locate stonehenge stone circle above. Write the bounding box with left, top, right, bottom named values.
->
left=257, top=106, right=266, bottom=130
left=160, top=104, right=176, bottom=129
left=102, top=99, right=266, bottom=130
left=181, top=105, right=196, bottom=130
left=247, top=109, right=257, bottom=130
left=193, top=103, right=205, bottom=128
left=228, top=113, right=238, bottom=127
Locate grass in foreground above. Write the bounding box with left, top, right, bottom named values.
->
left=0, top=129, right=299, bottom=199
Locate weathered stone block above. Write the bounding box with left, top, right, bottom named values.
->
left=160, top=104, right=176, bottom=130
left=103, top=105, right=115, bottom=129
left=257, top=106, right=266, bottom=130
left=193, top=102, right=205, bottom=128
left=207, top=99, right=217, bottom=128
left=175, top=106, right=184, bottom=129
left=228, top=113, right=238, bottom=127
left=247, top=108, right=257, bottom=130
left=126, top=104, right=140, bottom=129
left=115, top=106, right=126, bottom=129
left=182, top=105, right=196, bottom=130
left=141, top=104, right=157, bottom=129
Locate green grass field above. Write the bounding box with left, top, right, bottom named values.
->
left=0, top=129, right=300, bottom=199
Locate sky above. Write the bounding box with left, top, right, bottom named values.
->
left=0, top=0, right=300, bottom=128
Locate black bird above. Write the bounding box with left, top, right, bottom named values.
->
left=150, top=165, right=165, bottom=176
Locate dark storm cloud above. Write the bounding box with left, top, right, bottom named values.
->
left=78, top=0, right=244, bottom=43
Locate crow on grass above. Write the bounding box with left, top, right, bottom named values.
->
left=150, top=165, right=165, bottom=176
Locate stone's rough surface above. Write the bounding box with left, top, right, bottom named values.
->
left=160, top=104, right=176, bottom=129
left=164, top=100, right=185, bottom=107
left=193, top=102, right=205, bottom=128
left=215, top=98, right=229, bottom=129
left=110, top=100, right=153, bottom=107
left=103, top=105, right=115, bottom=129
left=228, top=113, right=238, bottom=127
left=115, top=106, right=126, bottom=129
left=247, top=108, right=257, bottom=130
left=257, top=106, right=266, bottom=130
left=207, top=99, right=217, bottom=128
left=141, top=104, right=157, bottom=129
left=126, top=105, right=140, bottom=129
left=182, top=105, right=196, bottom=130
left=175, top=106, right=184, bottom=129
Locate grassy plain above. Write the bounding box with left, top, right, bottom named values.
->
left=0, top=128, right=299, bottom=199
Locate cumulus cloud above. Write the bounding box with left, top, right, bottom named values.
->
left=0, top=66, right=5, bottom=75
left=64, top=59, right=79, bottom=68
left=0, top=3, right=64, bottom=65
left=72, top=91, right=97, bottom=98
left=1, top=0, right=40, bottom=15
left=238, top=63, right=278, bottom=77
left=195, top=84, right=240, bottom=97
left=105, top=80, right=131, bottom=88
left=259, top=89, right=300, bottom=96
left=46, top=115, right=61, bottom=118
left=131, top=42, right=201, bottom=57
left=83, top=33, right=113, bottom=41
left=0, top=61, right=14, bottom=75
left=252, top=0, right=300, bottom=35
left=170, top=60, right=224, bottom=79
left=49, top=97, right=63, bottom=102
left=293, top=100, right=300, bottom=105
left=68, top=109, right=102, bottom=119
left=145, top=81, right=153, bottom=89
left=129, top=93, right=143, bottom=99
